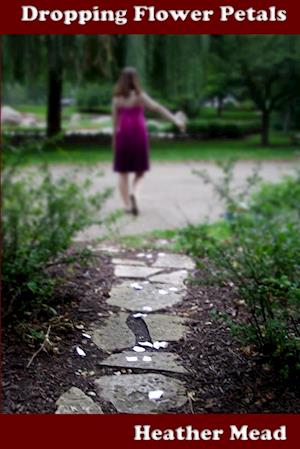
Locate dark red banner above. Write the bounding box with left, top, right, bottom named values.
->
left=0, top=414, right=299, bottom=448
left=0, top=0, right=300, bottom=34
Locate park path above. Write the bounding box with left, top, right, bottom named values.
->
left=55, top=246, right=195, bottom=414
left=53, top=160, right=296, bottom=414
left=47, top=160, right=297, bottom=239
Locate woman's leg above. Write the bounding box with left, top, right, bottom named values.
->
left=118, top=173, right=131, bottom=209
left=132, top=171, right=145, bottom=200
left=130, top=172, right=145, bottom=215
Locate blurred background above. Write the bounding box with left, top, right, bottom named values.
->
left=2, top=35, right=300, bottom=164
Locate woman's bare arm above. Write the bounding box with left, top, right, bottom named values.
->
left=112, top=98, right=118, bottom=148
left=141, top=92, right=186, bottom=131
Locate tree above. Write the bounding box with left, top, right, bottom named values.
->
left=3, top=35, right=209, bottom=132
left=124, top=35, right=209, bottom=115
left=205, top=36, right=236, bottom=116
left=46, top=36, right=63, bottom=136
left=3, top=36, right=114, bottom=137
left=231, top=35, right=300, bottom=146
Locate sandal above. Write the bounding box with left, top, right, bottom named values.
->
left=130, top=194, right=139, bottom=216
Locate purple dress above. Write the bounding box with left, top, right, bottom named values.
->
left=114, top=106, right=149, bottom=173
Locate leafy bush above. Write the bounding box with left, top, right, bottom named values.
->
left=172, top=119, right=261, bottom=139
left=173, top=95, right=201, bottom=118
left=76, top=83, right=112, bottom=112
left=179, top=162, right=300, bottom=380
left=2, top=142, right=111, bottom=318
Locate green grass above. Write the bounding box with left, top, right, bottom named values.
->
left=4, top=133, right=300, bottom=166
left=198, top=107, right=259, bottom=121
left=16, top=104, right=77, bottom=119
left=118, top=221, right=230, bottom=251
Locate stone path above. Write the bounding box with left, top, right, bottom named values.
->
left=55, top=249, right=196, bottom=414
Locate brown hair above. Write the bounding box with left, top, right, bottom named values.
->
left=114, top=67, right=142, bottom=98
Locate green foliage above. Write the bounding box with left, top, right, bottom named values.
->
left=2, top=141, right=111, bottom=317
left=178, top=162, right=300, bottom=380
left=76, top=83, right=112, bottom=112
left=173, top=119, right=260, bottom=139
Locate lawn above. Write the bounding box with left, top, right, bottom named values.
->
left=4, top=133, right=300, bottom=166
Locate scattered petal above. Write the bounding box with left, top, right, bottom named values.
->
left=131, top=282, right=144, bottom=290
left=75, top=346, right=86, bottom=357
left=158, top=289, right=168, bottom=296
left=138, top=341, right=153, bottom=348
left=75, top=324, right=84, bottom=330
left=158, top=252, right=166, bottom=256
left=137, top=253, right=145, bottom=258
left=82, top=333, right=92, bottom=339
left=153, top=341, right=168, bottom=350
left=169, top=287, right=179, bottom=292
left=133, top=313, right=148, bottom=319
left=148, top=390, right=164, bottom=400
left=87, top=391, right=97, bottom=397
left=133, top=346, right=146, bottom=353
left=146, top=254, right=153, bottom=259
left=143, top=306, right=153, bottom=312
left=143, top=356, right=152, bottom=362
left=126, top=356, right=138, bottom=362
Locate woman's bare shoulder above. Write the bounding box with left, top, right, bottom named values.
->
left=113, top=92, right=145, bottom=108
left=112, top=95, right=123, bottom=106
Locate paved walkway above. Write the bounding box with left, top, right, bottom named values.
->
left=47, top=161, right=296, bottom=239
left=55, top=248, right=195, bottom=414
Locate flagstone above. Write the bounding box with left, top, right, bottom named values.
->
left=107, top=281, right=185, bottom=312
left=91, top=312, right=135, bottom=352
left=114, top=265, right=162, bottom=279
left=149, top=270, right=188, bottom=286
left=153, top=253, right=195, bottom=270
left=143, top=314, right=188, bottom=342
left=94, top=374, right=187, bottom=413
left=99, top=351, right=188, bottom=374
left=55, top=387, right=103, bottom=414
left=112, top=258, right=146, bottom=266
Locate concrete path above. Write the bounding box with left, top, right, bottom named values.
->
left=47, top=161, right=297, bottom=239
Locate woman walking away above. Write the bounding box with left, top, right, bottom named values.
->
left=112, top=67, right=185, bottom=216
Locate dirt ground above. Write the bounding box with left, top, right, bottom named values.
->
left=3, top=246, right=299, bottom=414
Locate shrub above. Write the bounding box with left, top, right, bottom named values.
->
left=76, top=83, right=112, bottom=112
left=2, top=142, right=112, bottom=318
left=179, top=162, right=300, bottom=380
left=172, top=119, right=261, bottom=139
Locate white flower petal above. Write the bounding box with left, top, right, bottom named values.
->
left=143, top=306, right=153, bottom=312
left=133, top=313, right=148, bottom=319
left=158, top=289, right=168, bottom=295
left=75, top=346, right=86, bottom=357
left=126, top=356, right=138, bottom=362
left=133, top=346, right=146, bottom=353
left=138, top=341, right=153, bottom=348
left=148, top=390, right=164, bottom=400
left=82, top=333, right=92, bottom=339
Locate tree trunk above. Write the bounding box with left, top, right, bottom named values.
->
left=47, top=69, right=62, bottom=137
left=47, top=36, right=63, bottom=138
left=261, top=109, right=270, bottom=146
left=283, top=104, right=292, bottom=133
left=217, top=95, right=224, bottom=117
